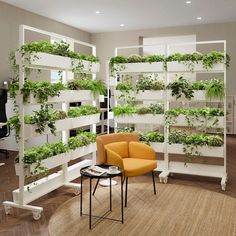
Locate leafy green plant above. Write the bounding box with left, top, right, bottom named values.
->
left=127, top=55, right=143, bottom=63
left=143, top=55, right=165, bottom=63
left=139, top=131, right=164, bottom=144
left=21, top=80, right=65, bottom=103
left=112, top=105, right=137, bottom=116
left=68, top=105, right=99, bottom=118
left=116, top=76, right=134, bottom=91
left=165, top=107, right=224, bottom=128
left=167, top=51, right=230, bottom=72
left=205, top=79, right=225, bottom=100
left=191, top=80, right=208, bottom=90
left=167, top=76, right=194, bottom=100
left=116, top=127, right=135, bottom=133
left=24, top=104, right=57, bottom=135
left=7, top=114, right=21, bottom=143
left=169, top=130, right=224, bottom=164
left=68, top=132, right=97, bottom=150
left=67, top=78, right=106, bottom=98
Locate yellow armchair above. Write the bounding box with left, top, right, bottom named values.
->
left=96, top=133, right=157, bottom=207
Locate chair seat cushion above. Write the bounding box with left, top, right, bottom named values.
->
left=123, top=158, right=157, bottom=177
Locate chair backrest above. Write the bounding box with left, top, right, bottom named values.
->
left=96, top=133, right=139, bottom=164
left=0, top=89, right=9, bottom=138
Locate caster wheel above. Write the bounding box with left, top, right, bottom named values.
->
left=163, top=178, right=168, bottom=184
left=4, top=206, right=11, bottom=215
left=74, top=189, right=80, bottom=196
left=33, top=211, right=41, bottom=220
left=221, top=184, right=226, bottom=191
left=159, top=178, right=163, bottom=183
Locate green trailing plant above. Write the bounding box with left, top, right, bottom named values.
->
left=116, top=127, right=135, bottom=133
left=109, top=55, right=128, bottom=74
left=191, top=80, right=208, bottom=90
left=113, top=104, right=164, bottom=116
left=67, top=78, right=106, bottom=98
left=67, top=105, right=99, bottom=118
left=205, top=79, right=225, bottom=101
left=165, top=107, right=224, bottom=128
left=7, top=114, right=21, bottom=143
left=21, top=80, right=65, bottom=103
left=127, top=55, right=143, bottom=63
left=139, top=131, right=164, bottom=144
left=112, top=105, right=137, bottom=116
left=136, top=75, right=165, bottom=91
left=115, top=76, right=135, bottom=105
left=109, top=54, right=165, bottom=74
left=116, top=76, right=134, bottom=92
left=166, top=51, right=230, bottom=72
left=168, top=130, right=224, bottom=164
left=24, top=104, right=57, bottom=135
left=68, top=132, right=97, bottom=150
left=9, top=41, right=100, bottom=81
left=143, top=55, right=165, bottom=63
left=167, top=76, right=194, bottom=100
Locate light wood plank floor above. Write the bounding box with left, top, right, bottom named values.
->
left=0, top=136, right=236, bottom=236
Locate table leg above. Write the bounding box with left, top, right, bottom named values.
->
left=80, top=175, right=83, bottom=216
left=121, top=175, right=124, bottom=223
left=89, top=178, right=92, bottom=229
left=109, top=177, right=112, bottom=211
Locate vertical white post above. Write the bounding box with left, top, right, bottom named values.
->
left=113, top=48, right=118, bottom=132
left=91, top=46, right=97, bottom=164
left=18, top=25, right=25, bottom=205
left=165, top=44, right=169, bottom=171
left=105, top=60, right=110, bottom=134
left=223, top=41, right=227, bottom=177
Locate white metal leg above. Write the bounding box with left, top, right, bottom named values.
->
left=3, top=201, right=43, bottom=220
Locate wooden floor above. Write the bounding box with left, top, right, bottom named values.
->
left=0, top=136, right=236, bottom=236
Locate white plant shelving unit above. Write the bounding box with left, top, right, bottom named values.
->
left=3, top=25, right=100, bottom=220
left=108, top=40, right=227, bottom=190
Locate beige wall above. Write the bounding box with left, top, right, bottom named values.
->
left=91, top=22, right=236, bottom=94
left=0, top=1, right=91, bottom=84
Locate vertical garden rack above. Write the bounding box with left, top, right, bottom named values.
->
left=3, top=25, right=100, bottom=220
left=108, top=40, right=227, bottom=190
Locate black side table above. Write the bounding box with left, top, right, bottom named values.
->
left=80, top=165, right=124, bottom=229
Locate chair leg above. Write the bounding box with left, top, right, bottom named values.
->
left=125, top=177, right=128, bottom=207
left=152, top=171, right=156, bottom=195
left=92, top=179, right=99, bottom=196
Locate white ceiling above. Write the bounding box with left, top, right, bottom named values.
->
left=1, top=0, right=236, bottom=33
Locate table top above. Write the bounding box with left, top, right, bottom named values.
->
left=80, top=165, right=123, bottom=178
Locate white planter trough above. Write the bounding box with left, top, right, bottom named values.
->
left=167, top=90, right=221, bottom=102
left=172, top=114, right=224, bottom=128
left=24, top=118, right=71, bottom=139
left=114, top=114, right=164, bottom=125
left=150, top=142, right=165, bottom=153
left=70, top=113, right=100, bottom=128
left=114, top=62, right=164, bottom=73
left=114, top=90, right=164, bottom=101
left=15, top=152, right=71, bottom=176
left=167, top=90, right=206, bottom=101
left=70, top=143, right=97, bottom=160
left=167, top=61, right=225, bottom=73
left=167, top=144, right=224, bottom=158
left=24, top=90, right=95, bottom=105
left=16, top=52, right=100, bottom=73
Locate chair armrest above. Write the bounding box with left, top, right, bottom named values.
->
left=129, top=142, right=156, bottom=160
left=106, top=148, right=124, bottom=169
